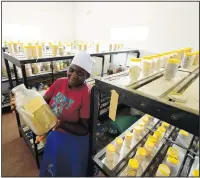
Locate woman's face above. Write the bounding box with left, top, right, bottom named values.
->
left=67, top=64, right=89, bottom=87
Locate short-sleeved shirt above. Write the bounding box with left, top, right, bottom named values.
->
left=44, top=77, right=91, bottom=122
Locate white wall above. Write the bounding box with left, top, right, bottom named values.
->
left=2, top=2, right=75, bottom=42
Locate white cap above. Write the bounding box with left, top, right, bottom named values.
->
left=71, top=51, right=95, bottom=74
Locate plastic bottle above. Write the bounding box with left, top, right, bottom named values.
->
left=33, top=63, right=41, bottom=74
left=164, top=58, right=180, bottom=80
left=133, top=126, right=142, bottom=141
left=153, top=130, right=162, bottom=144
left=32, top=46, right=37, bottom=58
left=24, top=46, right=33, bottom=59
left=144, top=140, right=155, bottom=156
left=181, top=52, right=194, bottom=68
left=141, top=56, right=153, bottom=76
left=36, top=45, right=43, bottom=58
left=125, top=131, right=133, bottom=147
left=157, top=126, right=166, bottom=138
left=13, top=42, right=18, bottom=54
left=115, top=137, right=123, bottom=153
left=134, top=147, right=147, bottom=162
left=129, top=58, right=141, bottom=80
left=51, top=45, right=58, bottom=56
left=7, top=42, right=13, bottom=54
left=127, top=158, right=139, bottom=176
left=25, top=64, right=32, bottom=77
left=166, top=155, right=179, bottom=175
left=161, top=122, right=170, bottom=129
left=176, top=129, right=190, bottom=148
left=58, top=46, right=64, bottom=56
left=109, top=44, right=112, bottom=51
left=167, top=147, right=179, bottom=159
left=192, top=51, right=199, bottom=66
left=106, top=144, right=115, bottom=161
left=156, top=164, right=170, bottom=176
left=138, top=121, right=145, bottom=135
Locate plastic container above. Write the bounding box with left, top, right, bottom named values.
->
left=141, top=56, right=153, bottom=76
left=96, top=44, right=99, bottom=52
left=13, top=42, right=18, bottom=53
left=153, top=130, right=162, bottom=143
left=164, top=58, right=180, bottom=80
left=191, top=170, right=199, bottom=177
left=12, top=84, right=57, bottom=136
left=51, top=45, right=58, bottom=56
left=181, top=52, right=194, bottom=68
left=59, top=61, right=64, bottom=70
left=192, top=51, right=199, bottom=66
left=167, top=147, right=179, bottom=158
left=24, top=46, right=33, bottom=59
left=142, top=116, right=149, bottom=127
left=44, top=62, right=51, bottom=72
left=176, top=129, right=190, bottom=148
left=127, top=158, right=139, bottom=176
left=84, top=44, right=88, bottom=51
left=58, top=46, right=64, bottom=56
left=166, top=155, right=179, bottom=175
left=152, top=55, right=161, bottom=72
left=144, top=140, right=155, bottom=156
left=125, top=131, right=133, bottom=147
left=106, top=144, right=115, bottom=161
left=115, top=137, right=123, bottom=153
left=109, top=44, right=112, bottom=51
left=147, top=135, right=158, bottom=147
left=161, top=122, right=170, bottom=129
left=129, top=58, right=141, bottom=80
left=32, top=46, right=37, bottom=58
left=78, top=44, right=82, bottom=51
left=114, top=44, right=117, bottom=51
left=32, top=63, right=41, bottom=74
left=157, top=126, right=166, bottom=138
left=25, top=64, right=32, bottom=77
left=54, top=62, right=60, bottom=72
left=36, top=45, right=43, bottom=58
left=7, top=42, right=13, bottom=54
left=19, top=43, right=24, bottom=52
left=134, top=147, right=147, bottom=162
left=133, top=126, right=142, bottom=141
left=156, top=164, right=170, bottom=176
left=138, top=121, right=145, bottom=135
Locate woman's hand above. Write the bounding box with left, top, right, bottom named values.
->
left=10, top=95, right=16, bottom=113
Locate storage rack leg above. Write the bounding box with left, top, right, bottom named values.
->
left=32, top=133, right=40, bottom=169
left=13, top=64, right=19, bottom=85
left=4, top=59, right=13, bottom=89
left=87, top=86, right=100, bottom=176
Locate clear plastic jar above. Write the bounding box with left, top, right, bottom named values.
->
left=176, top=129, right=189, bottom=148
left=45, top=62, right=51, bottom=72
left=147, top=135, right=158, bottom=147
left=78, top=44, right=82, bottom=51
left=192, top=51, right=199, bottom=66
left=7, top=42, right=13, bottom=54
left=32, top=46, right=37, bottom=58
left=133, top=126, right=142, bottom=141
left=24, top=46, right=33, bottom=59
left=20, top=43, right=24, bottom=52
left=164, top=58, right=180, bottom=80
left=59, top=61, right=64, bottom=70
left=129, top=58, right=141, bottom=80
left=156, top=164, right=170, bottom=176
left=173, top=50, right=182, bottom=61
left=109, top=44, right=112, bottom=51
left=161, top=122, right=170, bottom=129
left=134, top=147, right=147, bottom=162
left=25, top=64, right=32, bottom=77
left=141, top=56, right=153, bottom=76
left=166, top=155, right=179, bottom=175
left=152, top=55, right=161, bottom=72
left=181, top=52, right=194, bottom=68
left=142, top=116, right=149, bottom=127
left=138, top=121, right=145, bottom=134
left=115, top=137, right=123, bottom=153
left=13, top=42, right=18, bottom=53
left=36, top=45, right=43, bottom=58
left=33, top=63, right=41, bottom=74
left=114, top=44, right=117, bottom=51
left=157, top=126, right=166, bottom=138
left=54, top=62, right=60, bottom=72
left=127, top=158, right=139, bottom=176
left=144, top=140, right=155, bottom=156
left=167, top=147, right=179, bottom=159
left=84, top=44, right=88, bottom=51
left=58, top=46, right=64, bottom=56
left=51, top=45, right=58, bottom=56
left=96, top=44, right=99, bottom=52
left=106, top=144, right=115, bottom=161
left=153, top=130, right=162, bottom=143
left=125, top=131, right=133, bottom=147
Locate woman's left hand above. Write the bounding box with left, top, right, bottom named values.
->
left=52, top=120, right=62, bottom=131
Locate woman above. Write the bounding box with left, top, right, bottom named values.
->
left=11, top=51, right=95, bottom=176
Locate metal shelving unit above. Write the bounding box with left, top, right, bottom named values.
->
left=3, top=49, right=140, bottom=170
left=89, top=66, right=199, bottom=176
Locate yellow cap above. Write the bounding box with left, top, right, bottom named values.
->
left=145, top=140, right=154, bottom=148
left=116, top=137, right=123, bottom=144
left=51, top=44, right=57, bottom=47
left=128, top=158, right=139, bottom=169
left=179, top=129, right=189, bottom=136
left=133, top=126, right=141, bottom=132
left=143, top=56, right=153, bottom=60
left=174, top=49, right=182, bottom=53
left=13, top=42, right=18, bottom=44
left=193, top=51, right=199, bottom=55
left=162, top=122, right=170, bottom=128
left=139, top=121, right=145, bottom=127
left=130, top=58, right=141, bottom=62
left=147, top=135, right=157, bottom=144
left=24, top=46, right=32, bottom=48
left=153, top=130, right=162, bottom=139
left=126, top=131, right=133, bottom=139
left=142, top=116, right=149, bottom=123
left=157, top=126, right=166, bottom=133
left=168, top=58, right=181, bottom=64
left=107, top=144, right=115, bottom=152
left=167, top=147, right=179, bottom=158
left=192, top=170, right=199, bottom=177
left=151, top=54, right=160, bottom=58
left=158, top=164, right=170, bottom=176
left=36, top=45, right=42, bottom=48
left=167, top=155, right=179, bottom=165
left=137, top=147, right=147, bottom=156
left=185, top=52, right=193, bottom=56
left=32, top=46, right=36, bottom=48
left=146, top=114, right=152, bottom=119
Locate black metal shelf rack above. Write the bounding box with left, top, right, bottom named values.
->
left=3, top=48, right=140, bottom=170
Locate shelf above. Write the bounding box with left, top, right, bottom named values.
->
left=92, top=69, right=199, bottom=136
left=3, top=49, right=140, bottom=67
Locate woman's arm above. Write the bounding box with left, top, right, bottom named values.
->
left=59, top=118, right=89, bottom=136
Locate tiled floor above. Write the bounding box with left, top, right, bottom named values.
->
left=1, top=111, right=39, bottom=176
